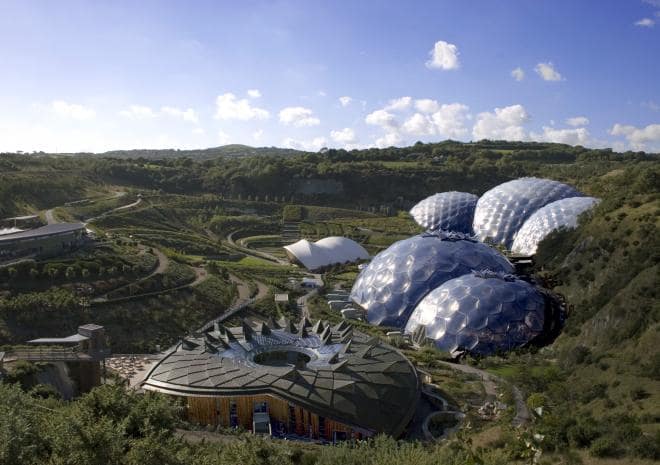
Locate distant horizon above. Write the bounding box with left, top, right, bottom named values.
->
left=4, top=139, right=660, bottom=157
left=0, top=0, right=658, bottom=153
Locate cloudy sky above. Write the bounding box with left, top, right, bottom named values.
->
left=0, top=0, right=658, bottom=153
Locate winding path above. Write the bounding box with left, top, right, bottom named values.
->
left=229, top=274, right=251, bottom=302
left=435, top=360, right=530, bottom=427
left=91, top=247, right=170, bottom=303
left=225, top=231, right=288, bottom=265
left=86, top=197, right=143, bottom=223
left=45, top=208, right=58, bottom=225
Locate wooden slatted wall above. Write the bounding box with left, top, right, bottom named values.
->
left=181, top=393, right=364, bottom=440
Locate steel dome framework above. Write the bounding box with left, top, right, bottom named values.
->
left=404, top=271, right=546, bottom=356
left=349, top=232, right=514, bottom=328
left=511, top=196, right=599, bottom=255
left=409, top=191, right=479, bottom=234
left=472, top=177, right=583, bottom=249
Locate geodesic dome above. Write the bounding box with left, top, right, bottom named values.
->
left=349, top=232, right=514, bottom=328
left=409, top=191, right=479, bottom=233
left=404, top=271, right=546, bottom=356
left=473, top=177, right=582, bottom=249
left=512, top=196, right=599, bottom=256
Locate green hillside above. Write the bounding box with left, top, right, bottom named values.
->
left=1, top=140, right=658, bottom=463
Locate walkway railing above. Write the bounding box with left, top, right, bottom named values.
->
left=6, top=346, right=94, bottom=362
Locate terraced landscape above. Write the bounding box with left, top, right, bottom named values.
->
left=0, top=141, right=658, bottom=464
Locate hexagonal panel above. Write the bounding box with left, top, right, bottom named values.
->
left=409, top=191, right=479, bottom=233
left=404, top=271, right=546, bottom=355
left=473, top=177, right=583, bottom=248
left=511, top=196, right=599, bottom=255
left=350, top=232, right=514, bottom=328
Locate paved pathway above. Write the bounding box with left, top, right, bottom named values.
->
left=45, top=208, right=58, bottom=224
left=436, top=360, right=530, bottom=427
left=91, top=247, right=170, bottom=303
left=229, top=274, right=251, bottom=301
left=296, top=274, right=324, bottom=319
left=225, top=231, right=288, bottom=265
left=86, top=197, right=143, bottom=223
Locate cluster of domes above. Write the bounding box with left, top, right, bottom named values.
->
left=350, top=177, right=593, bottom=356
left=350, top=232, right=513, bottom=327
left=472, top=178, right=583, bottom=248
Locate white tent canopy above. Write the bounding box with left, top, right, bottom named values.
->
left=284, top=237, right=369, bottom=270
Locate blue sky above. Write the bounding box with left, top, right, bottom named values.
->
left=0, top=0, right=658, bottom=153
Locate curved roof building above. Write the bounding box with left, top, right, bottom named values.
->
left=409, top=191, right=479, bottom=233
left=512, top=196, right=599, bottom=256
left=350, top=232, right=514, bottom=328
left=142, top=318, right=419, bottom=438
left=472, top=177, right=582, bottom=249
left=404, top=271, right=546, bottom=356
left=283, top=237, right=369, bottom=271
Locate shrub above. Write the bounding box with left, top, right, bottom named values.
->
left=631, top=432, right=660, bottom=460
left=630, top=387, right=650, bottom=400
left=590, top=436, right=623, bottom=458
left=567, top=415, right=601, bottom=448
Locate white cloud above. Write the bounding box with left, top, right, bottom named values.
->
left=472, top=104, right=529, bottom=141
left=610, top=123, right=660, bottom=150
left=281, top=136, right=327, bottom=151
left=119, top=105, right=157, bottom=120
left=414, top=99, right=440, bottom=114
left=566, top=116, right=590, bottom=127
left=402, top=113, right=435, bottom=136
left=535, top=62, right=564, bottom=81
left=635, top=18, right=655, bottom=27
left=120, top=105, right=198, bottom=123
left=385, top=96, right=412, bottom=111
left=339, top=96, right=352, bottom=107
left=278, top=106, right=320, bottom=127
left=215, top=92, right=269, bottom=121
left=511, top=67, right=525, bottom=81
left=375, top=132, right=403, bottom=148
left=532, top=126, right=591, bottom=146
left=425, top=40, right=460, bottom=70
left=367, top=100, right=470, bottom=144
left=192, top=127, right=205, bottom=135
left=252, top=129, right=264, bottom=141
left=160, top=106, right=199, bottom=124
left=217, top=130, right=231, bottom=145
left=330, top=127, right=357, bottom=144
left=247, top=89, right=262, bottom=98
left=431, top=103, right=471, bottom=138
left=365, top=109, right=399, bottom=130
left=50, top=100, right=96, bottom=120
left=318, top=90, right=327, bottom=97
left=643, top=0, right=660, bottom=6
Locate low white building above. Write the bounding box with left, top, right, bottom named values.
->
left=283, top=236, right=369, bottom=271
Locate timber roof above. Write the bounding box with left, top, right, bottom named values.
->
left=141, top=318, right=419, bottom=436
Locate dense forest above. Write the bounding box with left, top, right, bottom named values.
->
left=1, top=140, right=658, bottom=464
